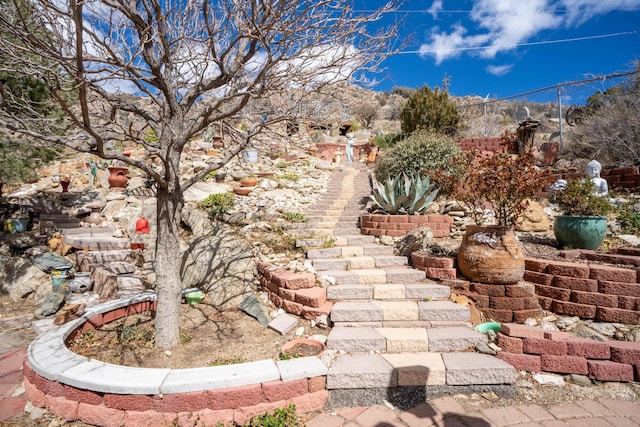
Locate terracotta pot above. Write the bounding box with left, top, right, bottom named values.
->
left=130, top=242, right=145, bottom=250
left=457, top=225, right=524, bottom=285
left=281, top=339, right=325, bottom=358
left=240, top=177, right=258, bottom=187
left=234, top=188, right=252, bottom=196
left=107, top=166, right=128, bottom=189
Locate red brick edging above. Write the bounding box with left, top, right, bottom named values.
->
left=24, top=298, right=328, bottom=427
left=361, top=214, right=453, bottom=238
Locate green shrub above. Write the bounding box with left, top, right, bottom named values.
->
left=276, top=161, right=291, bottom=168
left=243, top=404, right=301, bottom=427
left=374, top=129, right=461, bottom=182
left=550, top=179, right=613, bottom=217
left=282, top=212, right=308, bottom=223
left=400, top=85, right=459, bottom=135
left=616, top=200, right=640, bottom=235
left=278, top=172, right=300, bottom=182
left=199, top=192, right=235, bottom=219
left=371, top=132, right=403, bottom=149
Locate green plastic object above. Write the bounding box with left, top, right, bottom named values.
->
left=475, top=321, right=501, bottom=333
left=184, top=291, right=204, bottom=306
left=553, top=215, right=607, bottom=250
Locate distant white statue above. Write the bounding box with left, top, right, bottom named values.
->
left=585, top=160, right=608, bottom=197
left=345, top=133, right=355, bottom=163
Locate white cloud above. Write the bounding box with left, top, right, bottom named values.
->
left=427, top=1, right=444, bottom=18
left=418, top=0, right=640, bottom=64
left=486, top=64, right=514, bottom=76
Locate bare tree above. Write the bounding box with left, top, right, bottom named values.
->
left=352, top=102, right=378, bottom=128
left=0, top=0, right=398, bottom=349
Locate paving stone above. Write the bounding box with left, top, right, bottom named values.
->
left=267, top=313, right=298, bottom=335
left=347, top=256, right=377, bottom=270
left=353, top=404, right=404, bottom=427
left=373, top=301, right=419, bottom=321
left=362, top=245, right=395, bottom=256
left=345, top=235, right=376, bottom=245
left=340, top=246, right=365, bottom=257
left=375, top=328, right=429, bottom=352
left=330, top=301, right=383, bottom=322
left=382, top=353, right=446, bottom=386
left=373, top=256, right=409, bottom=268
left=327, top=354, right=397, bottom=389
left=306, top=247, right=342, bottom=259
left=312, top=258, right=350, bottom=271
left=326, top=327, right=386, bottom=353
left=327, top=284, right=373, bottom=300
left=481, top=406, right=532, bottom=426
left=442, top=353, right=516, bottom=385
left=353, top=268, right=387, bottom=284
left=322, top=270, right=359, bottom=285
left=418, top=301, right=470, bottom=321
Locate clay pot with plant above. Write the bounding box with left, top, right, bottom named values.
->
left=550, top=178, right=613, bottom=250
left=433, top=145, right=551, bottom=284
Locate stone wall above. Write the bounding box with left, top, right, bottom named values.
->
left=258, top=262, right=333, bottom=320
left=497, top=323, right=640, bottom=382
left=360, top=214, right=454, bottom=238
left=24, top=299, right=328, bottom=426
left=524, top=258, right=640, bottom=324
left=412, top=253, right=640, bottom=325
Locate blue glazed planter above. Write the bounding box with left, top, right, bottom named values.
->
left=553, top=215, right=607, bottom=250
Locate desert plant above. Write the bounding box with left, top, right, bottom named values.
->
left=243, top=404, right=301, bottom=427
left=199, top=192, right=235, bottom=219
left=434, top=148, right=551, bottom=226
left=281, top=211, right=308, bottom=223
left=278, top=172, right=300, bottom=182
left=374, top=129, right=460, bottom=182
left=370, top=132, right=403, bottom=149
left=371, top=171, right=439, bottom=215
left=400, top=85, right=460, bottom=135
left=550, top=179, right=613, bottom=216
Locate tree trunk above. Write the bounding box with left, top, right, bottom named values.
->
left=153, top=185, right=184, bottom=349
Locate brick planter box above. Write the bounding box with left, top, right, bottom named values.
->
left=25, top=295, right=328, bottom=426
left=360, top=214, right=453, bottom=238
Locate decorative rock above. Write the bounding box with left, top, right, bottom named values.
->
left=565, top=374, right=593, bottom=387
left=531, top=373, right=565, bottom=386
left=515, top=200, right=551, bottom=232
left=393, top=227, right=434, bottom=257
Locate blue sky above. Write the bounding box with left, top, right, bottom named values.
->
left=359, top=0, right=640, bottom=98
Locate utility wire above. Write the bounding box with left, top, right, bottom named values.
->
left=393, top=30, right=637, bottom=55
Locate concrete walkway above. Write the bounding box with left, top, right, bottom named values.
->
left=305, top=396, right=640, bottom=426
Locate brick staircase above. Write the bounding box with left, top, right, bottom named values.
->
left=294, top=163, right=516, bottom=409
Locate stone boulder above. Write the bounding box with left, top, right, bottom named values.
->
left=516, top=200, right=551, bottom=232
left=180, top=231, right=257, bottom=308
left=394, top=226, right=434, bottom=257
left=2, top=257, right=50, bottom=304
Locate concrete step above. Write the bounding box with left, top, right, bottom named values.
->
left=373, top=255, right=408, bottom=268
left=295, top=237, right=348, bottom=248
left=330, top=300, right=470, bottom=323
left=326, top=283, right=451, bottom=301
left=327, top=326, right=485, bottom=354
left=307, top=246, right=364, bottom=259
left=312, top=256, right=376, bottom=271
left=327, top=352, right=516, bottom=390
left=320, top=266, right=426, bottom=285
left=362, top=244, right=395, bottom=256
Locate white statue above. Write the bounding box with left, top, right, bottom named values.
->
left=345, top=133, right=355, bottom=163
left=585, top=160, right=608, bottom=197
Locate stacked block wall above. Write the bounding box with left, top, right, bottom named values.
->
left=550, top=166, right=640, bottom=191
left=525, top=258, right=640, bottom=325
left=258, top=262, right=333, bottom=320
left=497, top=323, right=640, bottom=382
left=360, top=214, right=453, bottom=238
left=411, top=253, right=542, bottom=323
left=25, top=299, right=327, bottom=426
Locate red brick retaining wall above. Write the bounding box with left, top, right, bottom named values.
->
left=525, top=258, right=640, bottom=325
left=550, top=166, right=640, bottom=191
left=457, top=137, right=518, bottom=153
left=258, top=262, right=333, bottom=320
left=25, top=300, right=328, bottom=427
left=497, top=323, right=640, bottom=382
left=360, top=214, right=454, bottom=238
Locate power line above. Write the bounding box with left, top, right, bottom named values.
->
left=393, top=30, right=637, bottom=55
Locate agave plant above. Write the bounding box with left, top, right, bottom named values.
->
left=371, top=171, right=439, bottom=214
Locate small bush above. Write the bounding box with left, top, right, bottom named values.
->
left=199, top=192, right=235, bottom=219
left=243, top=404, right=301, bottom=427
left=400, top=85, right=460, bottom=135
left=276, top=161, right=291, bottom=168
left=278, top=173, right=300, bottom=182
left=371, top=132, right=403, bottom=149
left=550, top=179, right=613, bottom=217
left=374, top=129, right=461, bottom=182
left=282, top=212, right=308, bottom=223
left=616, top=200, right=640, bottom=235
